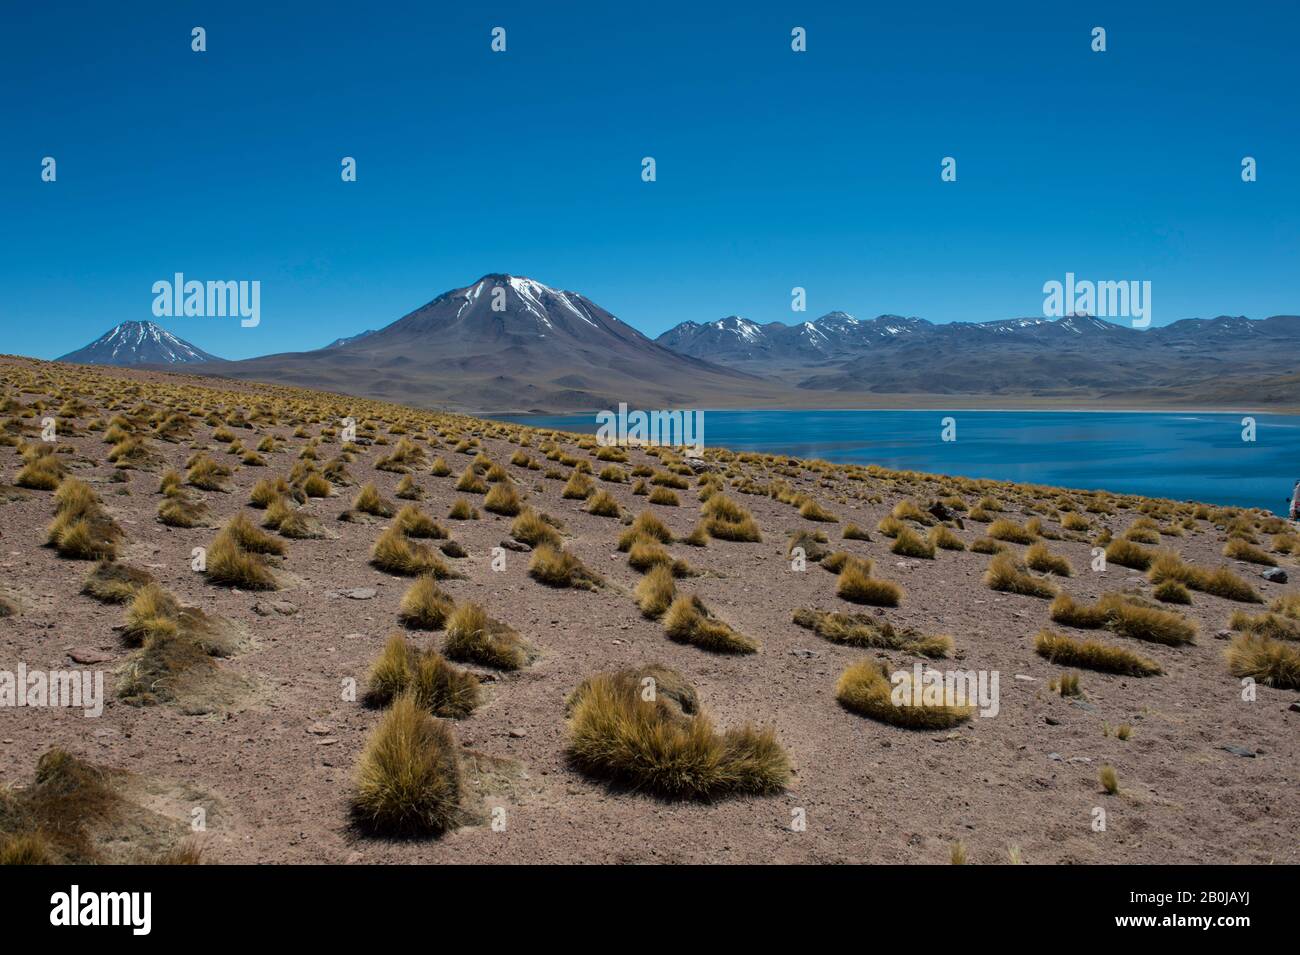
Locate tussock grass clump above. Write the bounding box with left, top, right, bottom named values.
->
left=928, top=525, right=965, bottom=551
left=394, top=474, right=423, bottom=500
left=1034, top=629, right=1161, bottom=676
left=648, top=486, right=680, bottom=506
left=1105, top=538, right=1155, bottom=570
left=15, top=453, right=65, bottom=490
left=121, top=583, right=181, bottom=647
left=787, top=529, right=830, bottom=562
left=1148, top=552, right=1261, bottom=603
left=566, top=667, right=789, bottom=799
left=528, top=544, right=604, bottom=590
left=634, top=564, right=676, bottom=618
left=447, top=497, right=478, bottom=520
left=983, top=553, right=1056, bottom=599
left=157, top=490, right=209, bottom=528
left=891, top=499, right=932, bottom=525
left=370, top=526, right=459, bottom=578
left=585, top=489, right=621, bottom=517
left=835, top=659, right=974, bottom=729
left=835, top=560, right=902, bottom=606
left=663, top=594, right=758, bottom=653
left=205, top=529, right=278, bottom=590
left=970, top=537, right=1004, bottom=554
left=798, top=498, right=837, bottom=522
left=454, top=466, right=488, bottom=494
left=397, top=575, right=454, bottom=630
left=81, top=560, right=152, bottom=603
left=1223, top=538, right=1276, bottom=566
left=223, top=513, right=286, bottom=556
left=1153, top=579, right=1192, bottom=604
left=1052, top=593, right=1196, bottom=645
left=561, top=471, right=594, bottom=500
left=1062, top=512, right=1090, bottom=531
left=988, top=519, right=1035, bottom=544
left=429, top=456, right=451, bottom=477
left=511, top=508, right=562, bottom=549
left=351, top=694, right=463, bottom=838
left=702, top=494, right=762, bottom=542
left=363, top=633, right=480, bottom=717
left=618, top=512, right=674, bottom=550
left=353, top=482, right=395, bottom=517
left=483, top=482, right=522, bottom=516
left=1229, top=609, right=1300, bottom=641
left=843, top=523, right=871, bottom=541
left=793, top=608, right=952, bottom=657
left=394, top=503, right=446, bottom=539
left=1024, top=542, right=1072, bottom=576
left=185, top=454, right=230, bottom=491
left=1099, top=765, right=1119, bottom=795
left=444, top=602, right=532, bottom=670
left=46, top=478, right=121, bottom=560
left=1225, top=634, right=1300, bottom=689
left=891, top=526, right=935, bottom=559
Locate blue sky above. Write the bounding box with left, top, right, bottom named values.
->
left=1, top=0, right=1296, bottom=361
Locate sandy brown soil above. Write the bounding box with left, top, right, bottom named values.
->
left=0, top=357, right=1296, bottom=865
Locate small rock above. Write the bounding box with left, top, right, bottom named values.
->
left=68, top=648, right=112, bottom=664
left=307, top=722, right=332, bottom=735
left=1014, top=674, right=1037, bottom=682
left=1044, top=716, right=1060, bottom=726
left=1220, top=744, right=1256, bottom=758
left=1289, top=701, right=1300, bottom=713
left=341, top=587, right=377, bottom=600
left=1262, top=567, right=1288, bottom=583
left=500, top=539, right=531, bottom=552
left=271, top=601, right=298, bottom=615
left=790, top=648, right=818, bottom=659
left=1048, top=752, right=1063, bottom=761
left=1214, top=629, right=1233, bottom=641
left=508, top=728, right=527, bottom=739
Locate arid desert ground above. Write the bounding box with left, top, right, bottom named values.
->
left=0, top=355, right=1296, bottom=865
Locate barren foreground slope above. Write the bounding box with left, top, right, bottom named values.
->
left=1, top=356, right=1296, bottom=864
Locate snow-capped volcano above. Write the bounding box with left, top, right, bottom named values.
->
left=57, top=321, right=221, bottom=366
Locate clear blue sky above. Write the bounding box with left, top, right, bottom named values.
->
left=2, top=0, right=1296, bottom=360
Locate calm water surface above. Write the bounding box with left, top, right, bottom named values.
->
left=495, top=410, right=1300, bottom=513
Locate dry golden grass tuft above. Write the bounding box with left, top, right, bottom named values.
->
left=793, top=608, right=952, bottom=657
left=394, top=503, right=446, bottom=539
left=204, top=527, right=278, bottom=590
left=1105, top=538, right=1155, bottom=570
left=565, top=666, right=789, bottom=799
left=370, top=525, right=460, bottom=578
left=702, top=494, right=762, bottom=542
left=444, top=602, right=533, bottom=670
left=663, top=594, right=758, bottom=653
left=988, top=518, right=1035, bottom=544
left=835, top=659, right=974, bottom=729
left=353, top=482, right=395, bottom=517
left=397, top=574, right=454, bottom=630
left=46, top=478, right=122, bottom=560
left=1024, top=542, right=1072, bottom=576
left=510, top=508, right=562, bottom=549
left=351, top=694, right=463, bottom=838
left=1225, top=634, right=1300, bottom=689
left=891, top=526, right=935, bottom=559
left=363, top=633, right=480, bottom=717
left=81, top=559, right=152, bottom=604
left=527, top=543, right=604, bottom=590
left=1223, top=538, right=1277, bottom=566
left=634, top=564, right=677, bottom=618
left=928, top=525, right=965, bottom=551
left=585, top=489, right=622, bottom=517
left=983, top=553, right=1056, bottom=598
left=835, top=560, right=902, bottom=606
left=483, top=481, right=522, bottom=516
left=1033, top=629, right=1162, bottom=676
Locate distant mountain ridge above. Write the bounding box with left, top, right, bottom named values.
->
left=52, top=279, right=1300, bottom=410
left=57, top=321, right=221, bottom=366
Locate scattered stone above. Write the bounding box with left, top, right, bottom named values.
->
left=1214, top=629, right=1233, bottom=641
left=500, top=539, right=531, bottom=552
left=307, top=722, right=332, bottom=736
left=790, top=647, right=818, bottom=659
left=340, top=587, right=377, bottom=600
left=1262, top=567, right=1288, bottom=583
left=1048, top=752, right=1063, bottom=761
left=68, top=647, right=112, bottom=665
left=1067, top=756, right=1092, bottom=764
left=508, top=728, right=527, bottom=739
left=1044, top=716, right=1060, bottom=726
left=1014, top=674, right=1037, bottom=682
left=1071, top=700, right=1096, bottom=712
left=1220, top=744, right=1256, bottom=758
left=1289, top=702, right=1300, bottom=713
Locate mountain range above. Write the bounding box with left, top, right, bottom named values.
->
left=51, top=276, right=1300, bottom=411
